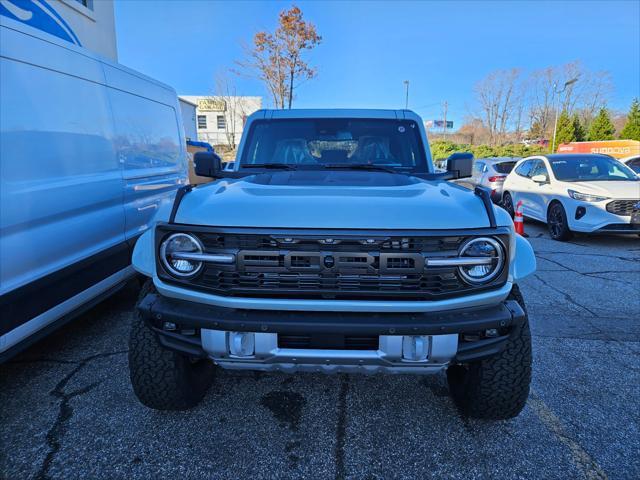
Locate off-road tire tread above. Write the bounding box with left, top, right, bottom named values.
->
left=447, top=284, right=532, bottom=420
left=128, top=280, right=214, bottom=410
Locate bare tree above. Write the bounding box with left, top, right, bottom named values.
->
left=526, top=62, right=613, bottom=138
left=474, top=69, right=522, bottom=145
left=214, top=73, right=248, bottom=149
left=236, top=5, right=321, bottom=109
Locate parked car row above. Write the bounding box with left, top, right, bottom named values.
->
left=468, top=154, right=640, bottom=241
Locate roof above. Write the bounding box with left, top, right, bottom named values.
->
left=252, top=108, right=423, bottom=122
left=544, top=153, right=614, bottom=161
left=477, top=157, right=521, bottom=163
left=178, top=97, right=197, bottom=107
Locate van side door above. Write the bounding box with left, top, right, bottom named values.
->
left=103, top=65, right=187, bottom=245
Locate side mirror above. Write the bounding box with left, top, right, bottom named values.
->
left=194, top=151, right=222, bottom=178
left=531, top=174, right=548, bottom=184
left=446, top=152, right=474, bottom=179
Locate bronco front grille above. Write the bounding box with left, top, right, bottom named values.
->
left=156, top=226, right=509, bottom=301
left=606, top=200, right=638, bottom=216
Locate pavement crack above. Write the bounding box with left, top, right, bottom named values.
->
left=535, top=250, right=640, bottom=263
left=536, top=254, right=640, bottom=286
left=533, top=273, right=598, bottom=317
left=334, top=375, right=349, bottom=480
left=35, top=350, right=128, bottom=480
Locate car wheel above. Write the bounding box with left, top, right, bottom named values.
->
left=502, top=192, right=515, bottom=219
left=446, top=284, right=532, bottom=420
left=547, top=202, right=573, bottom=241
left=128, top=280, right=216, bottom=410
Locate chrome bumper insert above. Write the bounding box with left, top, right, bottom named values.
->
left=201, top=330, right=458, bottom=374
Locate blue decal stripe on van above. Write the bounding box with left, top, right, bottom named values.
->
left=0, top=0, right=82, bottom=46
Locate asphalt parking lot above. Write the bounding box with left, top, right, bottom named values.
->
left=1, top=222, right=639, bottom=480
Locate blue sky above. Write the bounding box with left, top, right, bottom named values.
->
left=114, top=0, right=640, bottom=127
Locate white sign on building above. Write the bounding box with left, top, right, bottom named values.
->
left=179, top=95, right=262, bottom=148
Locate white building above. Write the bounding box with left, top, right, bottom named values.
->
left=179, top=95, right=262, bottom=148
left=0, top=0, right=117, bottom=60
left=179, top=98, right=198, bottom=142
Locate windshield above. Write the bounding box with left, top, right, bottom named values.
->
left=549, top=155, right=638, bottom=182
left=493, top=161, right=516, bottom=174
left=239, top=118, right=428, bottom=172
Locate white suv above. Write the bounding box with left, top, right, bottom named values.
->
left=502, top=154, right=640, bottom=240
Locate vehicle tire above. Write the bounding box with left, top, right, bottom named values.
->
left=547, top=201, right=573, bottom=241
left=446, top=284, right=532, bottom=420
left=128, top=280, right=215, bottom=410
left=502, top=192, right=515, bottom=219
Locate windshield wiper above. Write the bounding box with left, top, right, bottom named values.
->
left=322, top=163, right=399, bottom=174
left=242, top=163, right=297, bottom=170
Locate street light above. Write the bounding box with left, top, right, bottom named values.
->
left=550, top=77, right=579, bottom=153
left=403, top=80, right=410, bottom=109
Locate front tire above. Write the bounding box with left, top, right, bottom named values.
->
left=128, top=280, right=215, bottom=410
left=547, top=201, right=573, bottom=241
left=447, top=284, right=532, bottom=420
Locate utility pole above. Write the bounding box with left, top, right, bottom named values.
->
left=551, top=77, right=579, bottom=153
left=403, top=80, right=410, bottom=109
left=442, top=101, right=448, bottom=136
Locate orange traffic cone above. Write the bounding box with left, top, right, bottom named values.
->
left=514, top=200, right=528, bottom=237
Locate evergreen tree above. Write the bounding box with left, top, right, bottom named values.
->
left=554, top=110, right=575, bottom=147
left=588, top=108, right=615, bottom=141
left=619, top=98, right=640, bottom=141
left=572, top=114, right=586, bottom=142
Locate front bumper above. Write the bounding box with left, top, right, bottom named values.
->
left=138, top=293, right=526, bottom=373
left=566, top=199, right=640, bottom=233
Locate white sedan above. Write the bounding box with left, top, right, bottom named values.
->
left=502, top=154, right=640, bottom=240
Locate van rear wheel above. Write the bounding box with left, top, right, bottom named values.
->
left=128, top=280, right=215, bottom=410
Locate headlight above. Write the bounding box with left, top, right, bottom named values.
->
left=458, top=237, right=505, bottom=284
left=568, top=189, right=609, bottom=202
left=160, top=233, right=204, bottom=277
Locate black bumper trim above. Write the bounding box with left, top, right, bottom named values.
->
left=138, top=293, right=526, bottom=336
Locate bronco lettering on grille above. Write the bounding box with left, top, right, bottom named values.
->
left=236, top=251, right=425, bottom=274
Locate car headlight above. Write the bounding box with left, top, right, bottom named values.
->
left=458, top=237, right=505, bottom=284
left=568, top=189, right=609, bottom=202
left=160, top=233, right=204, bottom=277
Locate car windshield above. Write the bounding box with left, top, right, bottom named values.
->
left=239, top=118, right=428, bottom=172
left=493, top=161, right=516, bottom=174
left=549, top=155, right=638, bottom=182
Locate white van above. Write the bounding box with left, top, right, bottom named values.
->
left=0, top=18, right=188, bottom=360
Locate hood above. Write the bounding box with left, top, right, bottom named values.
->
left=563, top=180, right=640, bottom=199
left=175, top=171, right=500, bottom=229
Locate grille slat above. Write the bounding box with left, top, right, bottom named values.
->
left=606, top=200, right=639, bottom=216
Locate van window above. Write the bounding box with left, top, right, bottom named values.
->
left=108, top=90, right=181, bottom=175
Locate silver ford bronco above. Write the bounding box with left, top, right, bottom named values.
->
left=128, top=109, right=536, bottom=419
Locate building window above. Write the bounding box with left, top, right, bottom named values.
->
left=73, top=0, right=93, bottom=9
left=217, top=115, right=226, bottom=130
left=197, top=115, right=207, bottom=129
